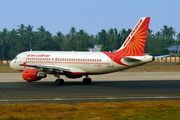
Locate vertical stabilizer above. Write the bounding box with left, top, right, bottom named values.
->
left=116, top=17, right=150, bottom=56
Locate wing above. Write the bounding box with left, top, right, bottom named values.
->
left=19, top=62, right=71, bottom=73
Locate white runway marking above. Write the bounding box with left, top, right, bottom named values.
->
left=1, top=96, right=180, bottom=102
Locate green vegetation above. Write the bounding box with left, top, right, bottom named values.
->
left=177, top=62, right=180, bottom=65
left=0, top=24, right=178, bottom=60
left=0, top=101, right=180, bottom=119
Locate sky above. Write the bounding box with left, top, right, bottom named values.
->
left=0, top=0, right=179, bottom=36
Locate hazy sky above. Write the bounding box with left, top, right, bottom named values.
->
left=0, top=0, right=179, bottom=36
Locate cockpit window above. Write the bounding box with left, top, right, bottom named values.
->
left=14, top=56, right=18, bottom=60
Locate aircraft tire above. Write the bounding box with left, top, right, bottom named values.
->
left=55, top=79, right=64, bottom=85
left=83, top=78, right=92, bottom=84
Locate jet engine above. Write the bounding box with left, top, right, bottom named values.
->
left=22, top=69, right=47, bottom=82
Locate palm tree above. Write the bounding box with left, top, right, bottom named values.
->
left=114, top=28, right=118, bottom=36
left=16, top=24, right=26, bottom=52
left=17, top=24, right=25, bottom=36
left=8, top=29, right=17, bottom=59
left=161, top=25, right=169, bottom=37
left=84, top=33, right=89, bottom=51
left=120, top=28, right=126, bottom=45
left=98, top=29, right=107, bottom=45
left=37, top=26, right=46, bottom=39
left=155, top=31, right=161, bottom=38
left=169, top=26, right=176, bottom=38
left=0, top=28, right=8, bottom=60
left=77, top=29, right=90, bottom=51
left=70, top=27, right=76, bottom=41
left=177, top=33, right=180, bottom=40
left=54, top=31, right=64, bottom=50
left=76, top=38, right=82, bottom=51
left=147, top=29, right=153, bottom=52
left=106, top=28, right=118, bottom=49
left=25, top=25, right=34, bottom=50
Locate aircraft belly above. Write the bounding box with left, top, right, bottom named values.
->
left=61, top=61, right=124, bottom=74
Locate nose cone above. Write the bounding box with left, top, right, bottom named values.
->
left=10, top=60, right=14, bottom=69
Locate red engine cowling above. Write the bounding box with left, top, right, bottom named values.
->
left=22, top=69, right=47, bottom=82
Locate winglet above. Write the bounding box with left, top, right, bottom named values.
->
left=22, top=62, right=27, bottom=68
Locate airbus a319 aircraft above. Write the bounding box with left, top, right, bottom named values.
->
left=10, top=17, right=161, bottom=85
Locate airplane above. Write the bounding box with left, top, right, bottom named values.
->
left=10, top=17, right=160, bottom=85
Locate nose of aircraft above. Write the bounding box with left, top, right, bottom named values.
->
left=10, top=60, right=14, bottom=69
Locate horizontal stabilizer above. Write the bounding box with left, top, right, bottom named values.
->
left=123, top=56, right=142, bottom=62
left=154, top=55, right=170, bottom=58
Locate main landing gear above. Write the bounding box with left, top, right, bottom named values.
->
left=54, top=72, right=65, bottom=85
left=83, top=75, right=92, bottom=84
left=55, top=79, right=64, bottom=85
left=54, top=73, right=92, bottom=85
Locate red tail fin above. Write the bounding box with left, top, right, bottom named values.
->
left=116, top=17, right=150, bottom=56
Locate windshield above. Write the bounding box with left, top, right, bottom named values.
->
left=14, top=56, right=18, bottom=60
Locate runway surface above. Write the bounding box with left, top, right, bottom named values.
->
left=0, top=72, right=180, bottom=103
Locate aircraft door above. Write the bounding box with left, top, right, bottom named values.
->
left=54, top=57, right=58, bottom=63
left=107, top=54, right=114, bottom=67
left=20, top=53, right=27, bottom=64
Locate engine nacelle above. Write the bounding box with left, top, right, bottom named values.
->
left=65, top=74, right=83, bottom=79
left=22, top=69, right=47, bottom=82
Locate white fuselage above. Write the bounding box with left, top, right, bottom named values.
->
left=10, top=51, right=153, bottom=75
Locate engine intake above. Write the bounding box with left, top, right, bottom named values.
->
left=22, top=69, right=47, bottom=82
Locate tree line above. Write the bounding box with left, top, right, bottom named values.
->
left=0, top=24, right=179, bottom=60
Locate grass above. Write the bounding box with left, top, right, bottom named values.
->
left=0, top=101, right=180, bottom=119
left=0, top=64, right=18, bottom=72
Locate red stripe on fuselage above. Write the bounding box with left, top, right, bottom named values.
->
left=25, top=61, right=108, bottom=65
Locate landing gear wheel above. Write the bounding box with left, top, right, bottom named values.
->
left=55, top=79, right=64, bottom=85
left=83, top=78, right=92, bottom=84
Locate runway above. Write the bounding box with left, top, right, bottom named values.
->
left=0, top=72, right=180, bottom=103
